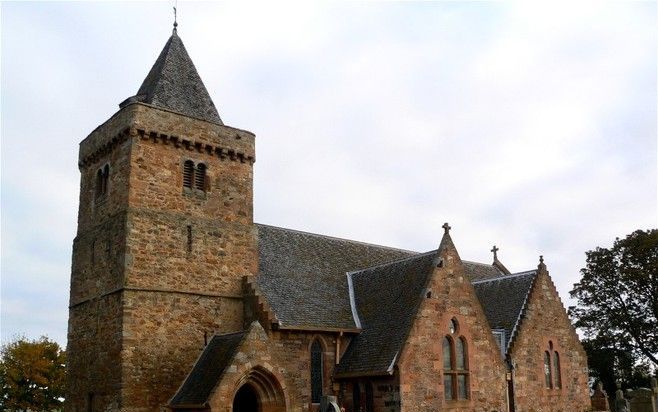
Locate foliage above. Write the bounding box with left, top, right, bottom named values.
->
left=569, top=229, right=658, bottom=390
left=0, top=336, right=66, bottom=411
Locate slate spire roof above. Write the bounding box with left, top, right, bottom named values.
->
left=119, top=28, right=223, bottom=125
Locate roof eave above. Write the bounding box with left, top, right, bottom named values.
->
left=276, top=324, right=361, bottom=334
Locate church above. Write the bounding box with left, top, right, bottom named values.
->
left=66, top=25, right=591, bottom=412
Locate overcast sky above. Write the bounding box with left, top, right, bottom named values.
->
left=1, top=2, right=656, bottom=346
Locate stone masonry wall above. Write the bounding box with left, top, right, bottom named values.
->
left=68, top=103, right=258, bottom=412
left=66, top=293, right=123, bottom=412
left=122, top=290, right=243, bottom=411
left=67, top=106, right=135, bottom=412
left=398, top=234, right=508, bottom=412
left=119, top=106, right=257, bottom=411
left=509, top=267, right=590, bottom=412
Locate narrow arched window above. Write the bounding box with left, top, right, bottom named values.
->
left=102, top=164, right=110, bottom=194
left=195, top=163, right=206, bottom=191
left=95, top=169, right=104, bottom=199
left=365, top=382, right=374, bottom=412
left=443, top=337, right=453, bottom=369
left=443, top=318, right=469, bottom=401
left=183, top=160, right=194, bottom=188
left=353, top=382, right=361, bottom=412
left=310, top=340, right=323, bottom=403
left=544, top=351, right=553, bottom=389
left=553, top=351, right=562, bottom=389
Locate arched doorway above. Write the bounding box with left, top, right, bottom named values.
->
left=232, top=367, right=286, bottom=412
left=233, top=384, right=259, bottom=412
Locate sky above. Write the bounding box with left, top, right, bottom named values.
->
left=1, top=1, right=656, bottom=347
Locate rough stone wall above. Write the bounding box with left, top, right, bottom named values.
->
left=397, top=233, right=508, bottom=412
left=122, top=290, right=243, bottom=411
left=67, top=293, right=123, bottom=412
left=67, top=107, right=135, bottom=412
left=68, top=103, right=258, bottom=412
left=509, top=266, right=590, bottom=412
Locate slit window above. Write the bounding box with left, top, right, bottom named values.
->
left=95, top=165, right=109, bottom=200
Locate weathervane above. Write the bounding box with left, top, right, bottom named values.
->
left=173, top=0, right=178, bottom=32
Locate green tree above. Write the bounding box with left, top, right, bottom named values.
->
left=0, top=336, right=66, bottom=411
left=569, top=229, right=658, bottom=393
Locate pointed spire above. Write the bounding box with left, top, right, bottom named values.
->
left=119, top=30, right=223, bottom=125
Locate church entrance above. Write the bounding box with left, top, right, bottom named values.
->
left=232, top=367, right=286, bottom=412
left=233, top=384, right=260, bottom=412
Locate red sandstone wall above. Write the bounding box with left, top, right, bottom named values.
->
left=398, top=236, right=508, bottom=412
left=509, top=268, right=590, bottom=412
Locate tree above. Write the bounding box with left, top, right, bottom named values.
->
left=569, top=229, right=658, bottom=393
left=0, top=336, right=66, bottom=411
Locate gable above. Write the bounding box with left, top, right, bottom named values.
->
left=335, top=252, right=438, bottom=377
left=472, top=270, right=537, bottom=351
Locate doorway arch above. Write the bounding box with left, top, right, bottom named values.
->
left=233, top=383, right=260, bottom=412
left=232, top=367, right=286, bottom=412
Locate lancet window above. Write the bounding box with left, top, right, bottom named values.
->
left=443, top=318, right=469, bottom=400
left=310, top=340, right=323, bottom=403
left=544, top=340, right=562, bottom=389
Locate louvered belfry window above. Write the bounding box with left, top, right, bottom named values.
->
left=195, top=163, right=206, bottom=191
left=183, top=160, right=194, bottom=188
left=310, top=340, right=323, bottom=403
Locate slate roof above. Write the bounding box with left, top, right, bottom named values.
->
left=463, top=260, right=507, bottom=282
left=335, top=252, right=438, bottom=376
left=170, top=331, right=245, bottom=406
left=120, top=29, right=223, bottom=125
left=472, top=270, right=537, bottom=347
left=256, top=224, right=416, bottom=330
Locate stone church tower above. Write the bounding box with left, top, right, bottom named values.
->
left=66, top=26, right=257, bottom=411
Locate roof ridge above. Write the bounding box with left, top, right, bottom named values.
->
left=462, top=260, right=498, bottom=267
left=347, top=249, right=437, bottom=276
left=255, top=223, right=418, bottom=254
left=470, top=269, right=537, bottom=284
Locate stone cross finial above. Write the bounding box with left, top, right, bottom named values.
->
left=491, top=245, right=499, bottom=260
left=442, top=222, right=451, bottom=234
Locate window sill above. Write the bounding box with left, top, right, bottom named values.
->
left=182, top=187, right=207, bottom=199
